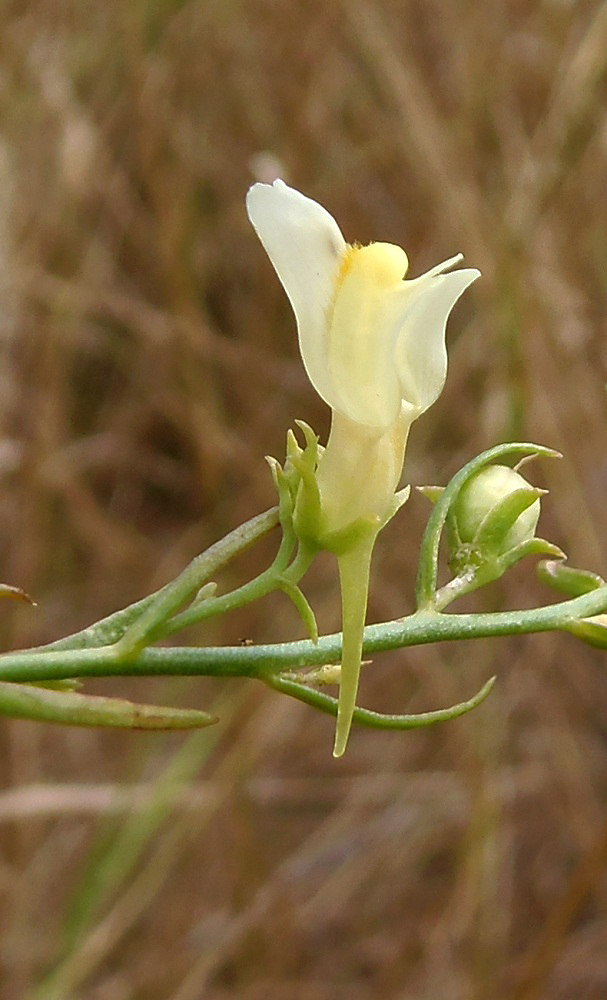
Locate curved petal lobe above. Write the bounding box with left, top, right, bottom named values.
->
left=246, top=180, right=346, bottom=406
left=394, top=268, right=480, bottom=414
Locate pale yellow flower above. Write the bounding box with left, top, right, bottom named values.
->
left=247, top=179, right=479, bottom=755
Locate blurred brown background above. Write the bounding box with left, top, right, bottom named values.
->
left=0, top=1, right=606, bottom=997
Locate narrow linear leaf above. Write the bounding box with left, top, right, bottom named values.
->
left=264, top=673, right=496, bottom=730
left=278, top=578, right=318, bottom=643
left=537, top=560, right=605, bottom=597
left=0, top=682, right=218, bottom=729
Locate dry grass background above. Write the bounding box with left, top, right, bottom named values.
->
left=0, top=0, right=606, bottom=997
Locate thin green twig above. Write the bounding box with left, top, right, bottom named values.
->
left=39, top=507, right=280, bottom=653
left=2, top=584, right=607, bottom=684
left=262, top=672, right=496, bottom=729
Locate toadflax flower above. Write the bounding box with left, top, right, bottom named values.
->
left=247, top=179, right=480, bottom=756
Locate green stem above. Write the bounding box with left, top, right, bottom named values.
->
left=164, top=542, right=315, bottom=637
left=40, top=507, right=280, bottom=653
left=3, top=585, right=606, bottom=684
left=433, top=570, right=480, bottom=611
left=161, top=565, right=280, bottom=636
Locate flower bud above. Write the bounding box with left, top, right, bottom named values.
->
left=453, top=464, right=541, bottom=555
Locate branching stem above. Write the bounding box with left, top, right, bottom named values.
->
left=2, top=584, right=607, bottom=685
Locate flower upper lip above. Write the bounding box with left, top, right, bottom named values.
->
left=246, top=178, right=480, bottom=430
left=246, top=179, right=346, bottom=411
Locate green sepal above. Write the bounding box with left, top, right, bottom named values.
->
left=476, top=537, right=566, bottom=588
left=416, top=486, right=445, bottom=505
left=265, top=456, right=295, bottom=529
left=495, top=536, right=565, bottom=570
left=449, top=488, right=546, bottom=575
left=288, top=423, right=323, bottom=547
left=473, top=487, right=546, bottom=554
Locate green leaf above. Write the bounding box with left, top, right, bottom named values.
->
left=537, top=560, right=605, bottom=597
left=0, top=682, right=219, bottom=729
left=264, top=671, right=496, bottom=730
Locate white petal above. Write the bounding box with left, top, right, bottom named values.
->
left=325, top=242, right=408, bottom=428
left=246, top=180, right=347, bottom=405
left=394, top=268, right=480, bottom=414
